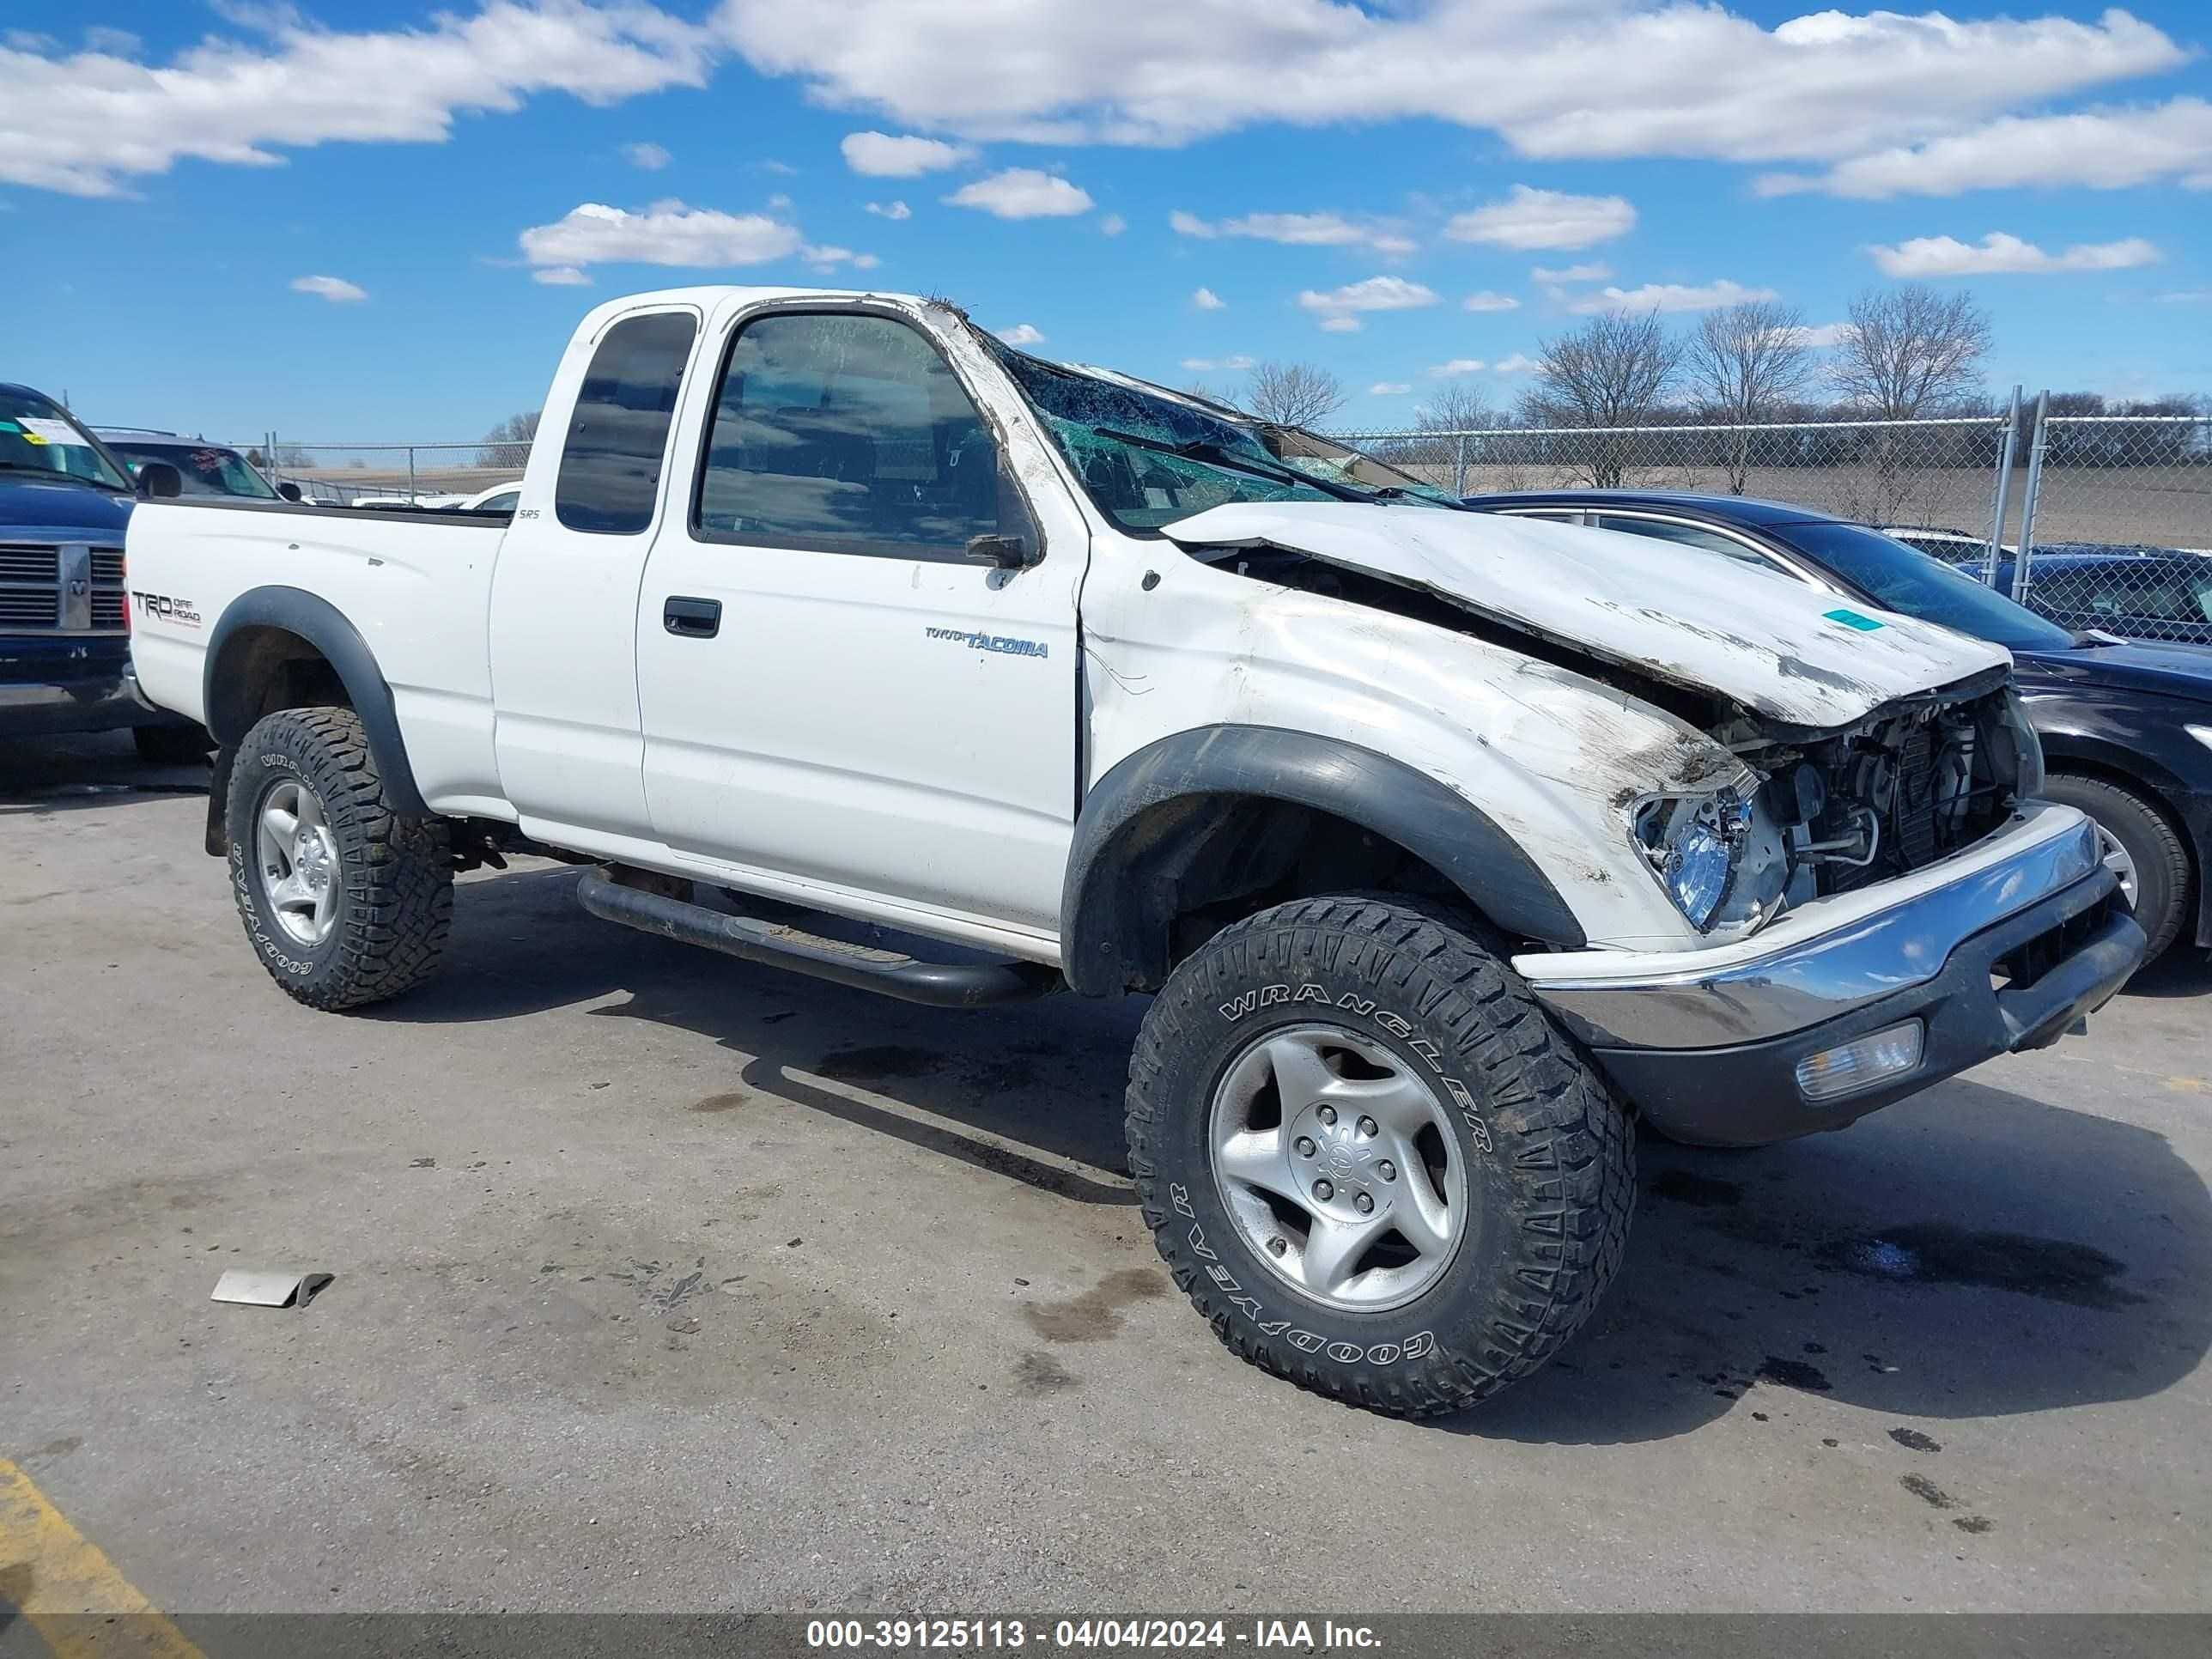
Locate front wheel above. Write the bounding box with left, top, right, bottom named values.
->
left=2040, top=773, right=2191, bottom=963
left=226, top=706, right=453, bottom=1010
left=1126, top=896, right=1634, bottom=1418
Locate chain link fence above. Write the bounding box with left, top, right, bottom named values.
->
left=1329, top=406, right=2211, bottom=645
left=224, top=441, right=525, bottom=507
left=216, top=406, right=2210, bottom=643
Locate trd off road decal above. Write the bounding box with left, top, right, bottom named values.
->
left=1168, top=1182, right=1435, bottom=1364
left=129, top=590, right=202, bottom=627
left=1216, top=982, right=1493, bottom=1153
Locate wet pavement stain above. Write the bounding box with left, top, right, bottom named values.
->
left=1647, top=1170, right=1744, bottom=1208
left=1822, top=1223, right=2142, bottom=1310
left=1014, top=1351, right=1079, bottom=1395
left=690, top=1092, right=747, bottom=1114
left=1022, top=1267, right=1169, bottom=1343
left=1889, top=1426, right=1942, bottom=1453
left=1953, top=1515, right=1995, bottom=1534
left=1899, top=1473, right=1957, bottom=1510
left=1755, top=1356, right=1833, bottom=1392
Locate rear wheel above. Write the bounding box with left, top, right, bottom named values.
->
left=226, top=706, right=452, bottom=1009
left=1127, top=896, right=1633, bottom=1418
left=2041, top=773, right=2191, bottom=963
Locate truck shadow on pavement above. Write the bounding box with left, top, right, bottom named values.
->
left=378, top=864, right=2210, bottom=1443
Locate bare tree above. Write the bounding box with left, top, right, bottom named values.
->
left=1686, top=300, right=1816, bottom=494
left=1832, top=285, right=1991, bottom=421
left=477, top=409, right=543, bottom=471
left=1522, top=309, right=1683, bottom=487
left=1831, top=286, right=1991, bottom=520
left=1244, top=362, right=1348, bottom=428
left=1389, top=382, right=1500, bottom=490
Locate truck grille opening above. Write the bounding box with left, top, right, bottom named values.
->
left=0, top=541, right=128, bottom=634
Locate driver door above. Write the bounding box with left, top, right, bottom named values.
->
left=635, top=304, right=1084, bottom=941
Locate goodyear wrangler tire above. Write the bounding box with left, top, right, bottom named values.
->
left=226, top=706, right=453, bottom=1011
left=1127, top=896, right=1633, bottom=1418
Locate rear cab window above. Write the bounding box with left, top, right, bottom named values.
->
left=555, top=311, right=700, bottom=535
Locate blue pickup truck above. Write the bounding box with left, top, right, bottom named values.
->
left=1, top=383, right=207, bottom=763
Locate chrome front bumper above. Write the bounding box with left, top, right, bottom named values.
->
left=1516, top=804, right=2145, bottom=1145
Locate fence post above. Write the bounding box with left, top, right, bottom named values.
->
left=1453, top=431, right=1468, bottom=496
left=2012, top=390, right=2051, bottom=604
left=407, top=447, right=418, bottom=504
left=1983, top=386, right=2021, bottom=587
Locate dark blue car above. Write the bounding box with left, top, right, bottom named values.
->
left=1881, top=529, right=2212, bottom=647
left=1466, top=489, right=2212, bottom=964
left=0, top=383, right=205, bottom=762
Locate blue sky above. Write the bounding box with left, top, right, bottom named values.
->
left=4, top=1, right=2209, bottom=443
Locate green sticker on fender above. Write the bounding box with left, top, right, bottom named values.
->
left=1824, top=608, right=1884, bottom=631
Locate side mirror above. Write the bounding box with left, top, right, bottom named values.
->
left=277, top=482, right=303, bottom=502
left=964, top=532, right=1037, bottom=570
left=135, top=462, right=183, bottom=500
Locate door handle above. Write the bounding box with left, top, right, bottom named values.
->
left=663, top=596, right=721, bottom=638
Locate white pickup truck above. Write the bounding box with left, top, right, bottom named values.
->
left=128, top=287, right=2144, bottom=1418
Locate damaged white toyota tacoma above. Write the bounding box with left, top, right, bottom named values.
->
left=126, top=288, right=2145, bottom=1418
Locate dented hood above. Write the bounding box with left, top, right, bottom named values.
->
left=1160, top=501, right=2011, bottom=729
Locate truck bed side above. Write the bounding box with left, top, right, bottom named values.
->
left=125, top=498, right=510, bottom=814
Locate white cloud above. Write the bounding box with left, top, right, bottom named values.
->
left=1370, top=382, right=1412, bottom=396
left=1427, top=358, right=1486, bottom=377
left=519, top=200, right=803, bottom=269
left=532, top=265, right=592, bottom=286
left=621, top=140, right=671, bottom=170
left=802, top=244, right=881, bottom=270
left=944, top=167, right=1093, bottom=218
left=711, top=2, right=2185, bottom=171
left=1447, top=185, right=1635, bottom=252
left=996, top=323, right=1045, bottom=345
left=1462, top=290, right=1519, bottom=313
left=1297, top=276, right=1439, bottom=334
left=865, top=199, right=911, bottom=219
left=840, top=130, right=970, bottom=176
left=1530, top=262, right=1611, bottom=283
left=2155, top=289, right=2211, bottom=304
left=1192, top=286, right=1225, bottom=311
left=1170, top=208, right=1411, bottom=253
left=0, top=3, right=717, bottom=197
left=1097, top=212, right=1127, bottom=235
left=1785, top=320, right=1851, bottom=348
left=1182, top=354, right=1256, bottom=372
left=290, top=273, right=366, bottom=302
left=1570, top=277, right=1779, bottom=313
left=1756, top=97, right=2212, bottom=198
left=83, top=27, right=141, bottom=56
left=1492, top=353, right=1536, bottom=374
left=1867, top=232, right=2160, bottom=278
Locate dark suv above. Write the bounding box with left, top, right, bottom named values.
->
left=0, top=384, right=206, bottom=762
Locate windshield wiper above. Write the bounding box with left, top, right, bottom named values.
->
left=1091, top=428, right=1378, bottom=505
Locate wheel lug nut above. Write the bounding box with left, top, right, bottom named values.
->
left=1357, top=1115, right=1377, bottom=1138
left=1294, top=1136, right=1317, bottom=1158
left=1355, top=1192, right=1374, bottom=1214
left=1267, top=1236, right=1287, bottom=1257
left=1317, top=1106, right=1337, bottom=1126
left=1313, top=1179, right=1334, bottom=1202
left=1378, top=1160, right=1396, bottom=1182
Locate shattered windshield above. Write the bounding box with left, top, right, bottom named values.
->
left=1255, top=426, right=1461, bottom=506
left=982, top=340, right=1346, bottom=533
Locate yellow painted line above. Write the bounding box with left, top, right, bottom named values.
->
left=0, top=1459, right=204, bottom=1659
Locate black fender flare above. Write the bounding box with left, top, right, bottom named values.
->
left=202, top=585, right=427, bottom=815
left=1059, top=725, right=1586, bottom=996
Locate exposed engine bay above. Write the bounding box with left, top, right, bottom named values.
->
left=1200, top=542, right=2037, bottom=940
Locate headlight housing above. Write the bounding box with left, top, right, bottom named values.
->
left=1630, top=788, right=1789, bottom=937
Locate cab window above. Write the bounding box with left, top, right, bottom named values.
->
left=694, top=312, right=1019, bottom=560
left=555, top=311, right=698, bottom=535
left=1595, top=514, right=1787, bottom=574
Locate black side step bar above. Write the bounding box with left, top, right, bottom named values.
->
left=577, top=867, right=1060, bottom=1008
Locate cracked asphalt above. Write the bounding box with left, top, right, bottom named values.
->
left=3, top=732, right=2208, bottom=1615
